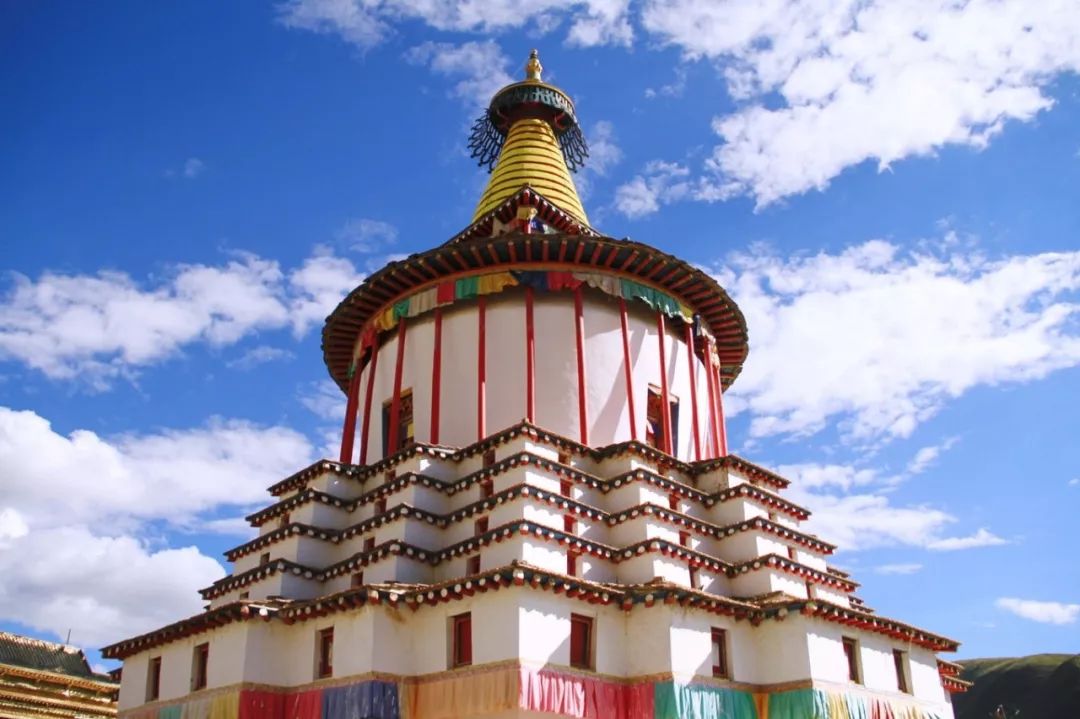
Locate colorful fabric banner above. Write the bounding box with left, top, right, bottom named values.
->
left=518, top=668, right=652, bottom=719
left=764, top=689, right=945, bottom=719
left=239, top=690, right=285, bottom=719
left=284, top=689, right=323, bottom=719
left=620, top=279, right=686, bottom=320
left=322, top=680, right=399, bottom=719
left=455, top=276, right=480, bottom=300
left=476, top=271, right=518, bottom=294
left=400, top=665, right=516, bottom=719
left=653, top=681, right=758, bottom=719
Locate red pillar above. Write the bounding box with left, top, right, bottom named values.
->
left=574, top=287, right=588, bottom=444
left=619, top=298, right=637, bottom=442
left=525, top=288, right=536, bottom=422
left=714, top=357, right=729, bottom=457
left=477, top=297, right=487, bottom=441
left=656, top=312, right=674, bottom=455
left=358, top=340, right=380, bottom=466
left=430, top=308, right=443, bottom=445
left=338, top=360, right=362, bottom=464
left=703, top=338, right=720, bottom=458
left=386, top=319, right=408, bottom=455
left=684, top=323, right=702, bottom=462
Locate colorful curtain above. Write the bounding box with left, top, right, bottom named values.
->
left=284, top=689, right=323, bottom=719
left=518, top=668, right=652, bottom=719
left=239, top=690, right=285, bottom=719
left=653, top=681, right=758, bottom=719
left=400, top=665, right=516, bottom=719
left=322, top=680, right=399, bottom=719
left=159, top=708, right=183, bottom=719
left=765, top=689, right=945, bottom=719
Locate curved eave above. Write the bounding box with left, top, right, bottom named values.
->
left=321, top=227, right=749, bottom=396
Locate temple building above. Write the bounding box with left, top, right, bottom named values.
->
left=102, top=52, right=970, bottom=719
left=0, top=630, right=117, bottom=719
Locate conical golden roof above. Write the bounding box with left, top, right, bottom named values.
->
left=469, top=51, right=589, bottom=225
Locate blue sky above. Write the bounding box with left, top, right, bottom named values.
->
left=1, top=1, right=1078, bottom=668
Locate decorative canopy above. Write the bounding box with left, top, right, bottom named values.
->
left=470, top=50, right=590, bottom=224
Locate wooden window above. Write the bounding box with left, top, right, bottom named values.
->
left=351, top=572, right=364, bottom=588
left=280, top=512, right=290, bottom=528
left=363, top=537, right=375, bottom=553
left=787, top=545, right=798, bottom=560
left=645, top=387, right=679, bottom=453
left=384, top=469, right=396, bottom=482
left=238, top=592, right=249, bottom=600
left=711, top=628, right=730, bottom=678
left=316, top=627, right=334, bottom=678
left=569, top=614, right=593, bottom=669
left=467, top=555, right=481, bottom=575
left=259, top=552, right=270, bottom=566
left=842, top=637, right=862, bottom=684
left=382, top=389, right=415, bottom=455
left=375, top=497, right=387, bottom=515
left=688, top=565, right=699, bottom=589
left=558, top=451, right=571, bottom=465
left=451, top=613, right=472, bottom=667
left=893, top=650, right=910, bottom=693
left=480, top=479, right=494, bottom=498
left=560, top=479, right=572, bottom=497
left=474, top=517, right=489, bottom=536
left=668, top=493, right=679, bottom=511
left=146, top=657, right=161, bottom=701
left=805, top=581, right=815, bottom=599
left=483, top=449, right=496, bottom=467
left=567, top=550, right=580, bottom=577
left=563, top=515, right=576, bottom=533
left=191, top=643, right=209, bottom=691
left=678, top=530, right=690, bottom=547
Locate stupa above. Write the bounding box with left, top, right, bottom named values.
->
left=103, top=51, right=969, bottom=719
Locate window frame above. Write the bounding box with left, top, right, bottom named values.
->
left=569, top=614, right=594, bottom=670
left=893, top=649, right=911, bottom=694
left=466, top=554, right=481, bottom=576
left=146, top=656, right=161, bottom=702
left=191, top=642, right=209, bottom=691
left=382, top=389, right=415, bottom=455
left=316, top=627, right=334, bottom=679
left=842, top=636, right=862, bottom=684
left=450, top=612, right=472, bottom=668
left=711, top=628, right=730, bottom=679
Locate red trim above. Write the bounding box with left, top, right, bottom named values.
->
left=430, top=308, right=443, bottom=444
left=387, top=319, right=408, bottom=454
left=715, top=359, right=728, bottom=457
left=338, top=363, right=362, bottom=463
left=619, top=298, right=637, bottom=442
left=477, top=297, right=487, bottom=441
left=684, top=324, right=701, bottom=462
left=358, top=343, right=380, bottom=465
left=703, top=339, right=720, bottom=459
left=574, top=287, right=588, bottom=445
left=525, top=288, right=536, bottom=422
left=657, top=313, right=674, bottom=455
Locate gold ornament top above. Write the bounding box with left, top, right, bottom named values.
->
left=524, top=49, right=543, bottom=82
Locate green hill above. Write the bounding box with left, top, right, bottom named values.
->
left=953, top=654, right=1080, bottom=719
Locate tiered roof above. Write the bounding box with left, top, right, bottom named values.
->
left=0, top=631, right=117, bottom=718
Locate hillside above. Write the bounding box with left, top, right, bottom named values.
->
left=953, top=654, right=1080, bottom=719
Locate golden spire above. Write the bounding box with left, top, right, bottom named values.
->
left=468, top=51, right=590, bottom=225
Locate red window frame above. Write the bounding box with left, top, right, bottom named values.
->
left=563, top=515, right=576, bottom=533
left=317, top=627, right=334, bottom=678
left=567, top=550, right=580, bottom=577
left=467, top=554, right=481, bottom=575
left=483, top=449, right=496, bottom=467
left=259, top=552, right=270, bottom=566
left=711, top=628, right=729, bottom=678
left=893, top=649, right=910, bottom=693
left=375, top=497, right=387, bottom=514
left=475, top=517, right=489, bottom=536
left=146, top=656, right=161, bottom=701
left=843, top=637, right=862, bottom=684
left=363, top=537, right=375, bottom=553
left=480, top=479, right=494, bottom=498
left=678, top=530, right=690, bottom=547
left=570, top=614, right=593, bottom=669
left=451, top=613, right=472, bottom=667
left=668, top=493, right=679, bottom=511
left=688, top=565, right=699, bottom=589
left=560, top=479, right=572, bottom=497
left=192, top=643, right=209, bottom=690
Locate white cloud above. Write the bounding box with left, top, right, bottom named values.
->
left=906, top=436, right=960, bottom=475
left=645, top=65, right=688, bottom=99
left=575, top=121, right=624, bottom=200
left=405, top=40, right=514, bottom=108
left=873, top=563, right=923, bottom=575
left=640, top=0, right=1080, bottom=205
left=227, top=345, right=294, bottom=370
left=278, top=0, right=632, bottom=50
left=183, top=158, right=205, bottom=179
left=335, top=218, right=398, bottom=253
left=1068, top=478, right=1079, bottom=487
left=300, top=379, right=347, bottom=422
left=0, top=248, right=363, bottom=386
left=776, top=462, right=878, bottom=491
left=719, top=241, right=1080, bottom=442
left=0, top=406, right=317, bottom=646
left=996, top=597, right=1080, bottom=625
left=927, top=528, right=1008, bottom=551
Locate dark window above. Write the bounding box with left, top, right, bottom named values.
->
left=451, top=613, right=472, bottom=667
left=474, top=517, right=489, bottom=536
left=467, top=555, right=481, bottom=575
left=363, top=537, right=375, bottom=553
left=567, top=550, right=580, bottom=577
left=842, top=637, right=862, bottom=684
left=558, top=451, right=571, bottom=465
left=385, top=469, right=396, bottom=482
left=688, top=565, right=699, bottom=589
left=259, top=552, right=270, bottom=566
left=483, top=449, right=496, bottom=467
left=146, top=657, right=161, bottom=701
left=480, top=479, right=494, bottom=498
left=646, top=387, right=679, bottom=453
left=679, top=530, right=690, bottom=547
left=192, top=643, right=209, bottom=691
left=317, top=628, right=334, bottom=678
left=351, top=572, right=364, bottom=588
left=711, top=628, right=729, bottom=678
left=280, top=513, right=290, bottom=527
left=788, top=546, right=798, bottom=560
left=563, top=515, right=576, bottom=533
left=570, top=614, right=593, bottom=669
left=382, top=389, right=415, bottom=455
left=668, top=493, right=679, bottom=511
left=375, top=497, right=387, bottom=515
left=238, top=592, right=249, bottom=600
left=893, top=650, right=910, bottom=693
left=560, top=479, right=572, bottom=497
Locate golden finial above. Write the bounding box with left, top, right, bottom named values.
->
left=524, top=49, right=543, bottom=82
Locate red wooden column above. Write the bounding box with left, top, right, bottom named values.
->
left=338, top=360, right=362, bottom=463
left=618, top=298, right=638, bottom=441
left=525, top=288, right=536, bottom=422
left=386, top=318, right=408, bottom=455
left=477, top=297, right=487, bottom=440
left=430, top=308, right=443, bottom=444
left=358, top=341, right=380, bottom=465
left=714, top=357, right=729, bottom=457
left=684, top=323, right=702, bottom=462
left=574, top=286, right=588, bottom=444
left=656, top=312, right=674, bottom=455
left=703, top=338, right=720, bottom=458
